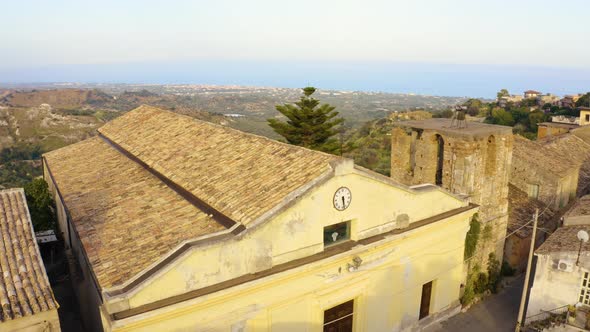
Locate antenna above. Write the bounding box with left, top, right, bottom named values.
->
left=578, top=230, right=589, bottom=243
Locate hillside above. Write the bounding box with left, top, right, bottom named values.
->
left=0, top=85, right=466, bottom=188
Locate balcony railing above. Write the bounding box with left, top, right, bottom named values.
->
left=524, top=305, right=568, bottom=331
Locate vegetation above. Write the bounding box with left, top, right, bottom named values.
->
left=23, top=178, right=56, bottom=231
left=268, top=87, right=344, bottom=153
left=487, top=253, right=501, bottom=293
left=497, top=89, right=509, bottom=99
left=464, top=214, right=481, bottom=259
left=342, top=118, right=393, bottom=175
left=576, top=92, right=590, bottom=108
left=461, top=253, right=503, bottom=306
left=501, top=261, right=515, bottom=277
left=0, top=144, right=44, bottom=188
left=0, top=144, right=42, bottom=163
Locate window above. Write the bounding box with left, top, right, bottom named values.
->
left=580, top=272, right=590, bottom=305
left=586, top=114, right=590, bottom=122
left=419, top=281, right=434, bottom=319
left=324, top=221, right=350, bottom=247
left=528, top=184, right=540, bottom=199
left=324, top=300, right=354, bottom=332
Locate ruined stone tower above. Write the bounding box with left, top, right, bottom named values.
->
left=391, top=119, right=513, bottom=264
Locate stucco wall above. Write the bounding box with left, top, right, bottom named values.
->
left=107, top=170, right=467, bottom=311
left=105, top=209, right=472, bottom=332
left=527, top=253, right=590, bottom=319
left=538, top=126, right=572, bottom=139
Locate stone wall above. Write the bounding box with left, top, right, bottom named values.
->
left=391, top=122, right=513, bottom=266
left=538, top=125, right=573, bottom=139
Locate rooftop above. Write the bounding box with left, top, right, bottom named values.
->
left=43, top=105, right=343, bottom=289
left=512, top=134, right=590, bottom=178
left=507, top=184, right=555, bottom=238
left=0, top=188, right=58, bottom=322
left=565, top=195, right=590, bottom=219
left=538, top=122, right=579, bottom=129
left=395, top=118, right=513, bottom=138
left=537, top=224, right=590, bottom=254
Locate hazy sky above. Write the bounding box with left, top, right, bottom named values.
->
left=3, top=0, right=590, bottom=67
left=2, top=0, right=590, bottom=96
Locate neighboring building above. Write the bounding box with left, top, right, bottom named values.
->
left=538, top=122, right=579, bottom=139
left=504, top=185, right=555, bottom=272
left=498, top=94, right=524, bottom=107
left=511, top=135, right=590, bottom=210
left=559, top=94, right=582, bottom=109
left=537, top=94, right=560, bottom=106
left=538, top=111, right=590, bottom=139
left=43, top=106, right=478, bottom=332
left=580, top=107, right=590, bottom=126
left=527, top=197, right=590, bottom=322
left=390, top=119, right=513, bottom=265
left=507, top=133, right=590, bottom=271
left=563, top=195, right=590, bottom=226
left=551, top=115, right=580, bottom=125
left=0, top=188, right=61, bottom=331
left=525, top=90, right=542, bottom=99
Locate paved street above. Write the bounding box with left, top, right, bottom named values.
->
left=426, top=275, right=524, bottom=332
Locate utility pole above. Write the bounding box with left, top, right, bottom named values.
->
left=515, top=208, right=539, bottom=332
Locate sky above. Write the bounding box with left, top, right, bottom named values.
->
left=1, top=0, right=590, bottom=97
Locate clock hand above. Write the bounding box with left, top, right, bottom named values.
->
left=342, top=196, right=345, bottom=206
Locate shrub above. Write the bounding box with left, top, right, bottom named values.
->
left=474, top=272, right=489, bottom=294
left=24, top=178, right=56, bottom=231
left=461, top=282, right=475, bottom=306
left=464, top=214, right=481, bottom=259
left=501, top=261, right=515, bottom=276
left=487, top=253, right=501, bottom=293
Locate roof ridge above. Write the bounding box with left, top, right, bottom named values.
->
left=98, top=133, right=244, bottom=233
left=104, top=104, right=343, bottom=161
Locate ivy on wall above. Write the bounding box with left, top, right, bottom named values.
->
left=464, top=213, right=481, bottom=260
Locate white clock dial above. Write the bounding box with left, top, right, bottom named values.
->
left=333, top=187, right=352, bottom=211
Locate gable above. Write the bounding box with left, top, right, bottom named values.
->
left=105, top=168, right=470, bottom=312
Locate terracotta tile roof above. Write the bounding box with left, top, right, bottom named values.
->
left=536, top=224, right=590, bottom=254
left=98, top=105, right=340, bottom=225
left=43, top=137, right=224, bottom=288
left=0, top=188, right=58, bottom=322
left=44, top=105, right=342, bottom=289
left=507, top=184, right=555, bottom=238
left=572, top=126, right=590, bottom=145
left=513, top=135, right=590, bottom=178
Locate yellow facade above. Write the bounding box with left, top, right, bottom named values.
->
left=99, top=165, right=476, bottom=332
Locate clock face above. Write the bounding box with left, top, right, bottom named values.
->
left=333, top=187, right=352, bottom=211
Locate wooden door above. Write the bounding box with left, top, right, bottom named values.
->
left=419, top=281, right=433, bottom=319
left=324, top=300, right=354, bottom=332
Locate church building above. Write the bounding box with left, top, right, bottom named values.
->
left=43, top=105, right=477, bottom=332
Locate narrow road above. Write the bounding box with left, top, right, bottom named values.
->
left=426, top=275, right=524, bottom=332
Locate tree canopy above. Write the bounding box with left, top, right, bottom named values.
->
left=24, top=178, right=56, bottom=231
left=576, top=92, right=590, bottom=108
left=268, top=87, right=344, bottom=153
left=496, top=89, right=509, bottom=99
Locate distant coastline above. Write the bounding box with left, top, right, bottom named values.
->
left=1, top=61, right=589, bottom=98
